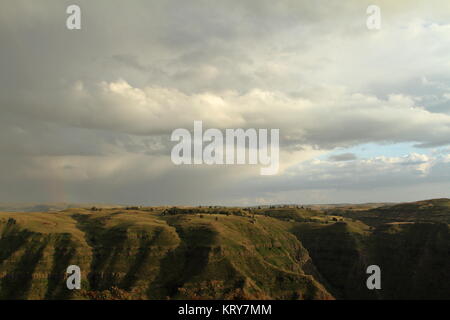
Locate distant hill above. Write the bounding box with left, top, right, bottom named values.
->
left=0, top=200, right=448, bottom=300
left=0, top=203, right=123, bottom=213
left=332, top=198, right=450, bottom=226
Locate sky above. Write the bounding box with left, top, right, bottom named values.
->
left=1, top=0, right=450, bottom=205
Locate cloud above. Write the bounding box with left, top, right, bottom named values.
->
left=1, top=0, right=450, bottom=204
left=223, top=151, right=450, bottom=204
left=12, top=79, right=449, bottom=148
left=328, top=153, right=358, bottom=162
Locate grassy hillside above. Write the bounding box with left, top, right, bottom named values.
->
left=292, top=219, right=449, bottom=299
left=333, top=198, right=450, bottom=226
left=0, top=199, right=448, bottom=300
left=0, top=212, right=91, bottom=299
left=0, top=208, right=331, bottom=300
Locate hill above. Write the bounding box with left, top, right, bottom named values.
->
left=331, top=198, right=450, bottom=226
left=0, top=200, right=448, bottom=300
left=0, top=208, right=331, bottom=300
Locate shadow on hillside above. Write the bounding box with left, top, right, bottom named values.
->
left=120, top=228, right=163, bottom=291
left=147, top=221, right=217, bottom=299
left=44, top=235, right=77, bottom=299
left=72, top=214, right=131, bottom=290
left=0, top=219, right=33, bottom=266
left=0, top=238, right=47, bottom=299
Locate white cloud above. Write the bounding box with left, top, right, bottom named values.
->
left=24, top=80, right=450, bottom=148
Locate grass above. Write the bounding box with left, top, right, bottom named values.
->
left=0, top=200, right=448, bottom=300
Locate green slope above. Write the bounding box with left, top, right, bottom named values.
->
left=0, top=200, right=448, bottom=300
left=0, top=209, right=332, bottom=300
